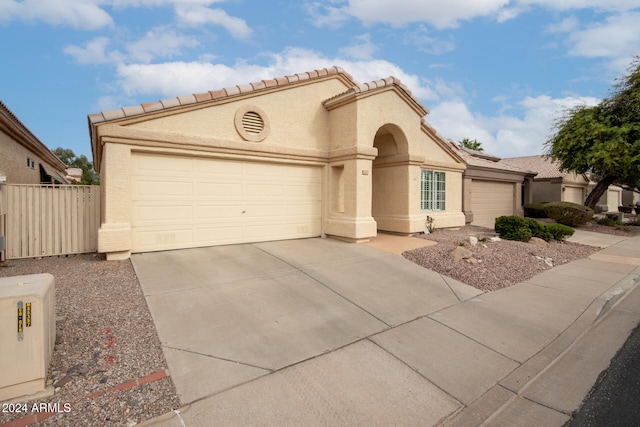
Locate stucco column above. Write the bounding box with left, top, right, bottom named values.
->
left=325, top=148, right=377, bottom=241
left=98, top=143, right=132, bottom=260
left=463, top=177, right=473, bottom=223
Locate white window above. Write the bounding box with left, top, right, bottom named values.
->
left=421, top=170, right=446, bottom=211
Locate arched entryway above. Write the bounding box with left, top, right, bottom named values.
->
left=371, top=124, right=412, bottom=233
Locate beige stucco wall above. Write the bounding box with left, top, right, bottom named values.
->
left=128, top=79, right=347, bottom=153
left=0, top=130, right=47, bottom=184
left=94, top=77, right=466, bottom=258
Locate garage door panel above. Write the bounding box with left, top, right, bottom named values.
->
left=133, top=205, right=194, bottom=224
left=471, top=181, right=515, bottom=229
left=135, top=180, right=194, bottom=199
left=131, top=153, right=322, bottom=252
left=197, top=182, right=244, bottom=198
left=564, top=187, right=584, bottom=204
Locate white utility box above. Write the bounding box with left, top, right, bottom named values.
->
left=0, top=274, right=55, bottom=402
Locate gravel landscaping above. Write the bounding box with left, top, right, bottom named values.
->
left=0, top=254, right=179, bottom=427
left=403, top=225, right=600, bottom=292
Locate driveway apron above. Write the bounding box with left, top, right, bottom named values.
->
left=131, top=238, right=478, bottom=408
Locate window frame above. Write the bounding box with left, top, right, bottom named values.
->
left=421, top=169, right=446, bottom=212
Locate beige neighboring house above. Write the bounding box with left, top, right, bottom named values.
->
left=500, top=155, right=589, bottom=205
left=0, top=100, right=68, bottom=185
left=451, top=143, right=536, bottom=228
left=587, top=180, right=622, bottom=212
left=89, top=67, right=467, bottom=260
left=65, top=168, right=83, bottom=183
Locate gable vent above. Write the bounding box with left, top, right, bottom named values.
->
left=235, top=105, right=270, bottom=142
left=242, top=111, right=264, bottom=134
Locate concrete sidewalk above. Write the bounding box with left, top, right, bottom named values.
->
left=137, top=232, right=640, bottom=427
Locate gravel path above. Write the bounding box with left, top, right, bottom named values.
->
left=403, top=225, right=600, bottom=292
left=0, top=254, right=179, bottom=426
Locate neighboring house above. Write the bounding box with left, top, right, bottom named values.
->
left=89, top=67, right=467, bottom=260
left=500, top=155, right=589, bottom=205
left=0, top=100, right=68, bottom=185
left=451, top=143, right=536, bottom=228
left=65, top=168, right=83, bottom=183
left=587, top=180, right=622, bottom=212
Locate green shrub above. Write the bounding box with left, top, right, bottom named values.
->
left=524, top=202, right=549, bottom=218
left=495, top=216, right=533, bottom=242
left=597, top=217, right=622, bottom=227
left=495, top=215, right=575, bottom=242
left=546, top=223, right=575, bottom=241
left=543, top=201, right=594, bottom=227
left=525, top=218, right=553, bottom=241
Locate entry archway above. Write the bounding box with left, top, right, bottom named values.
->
left=371, top=124, right=411, bottom=233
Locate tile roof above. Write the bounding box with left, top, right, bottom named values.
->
left=0, top=100, right=69, bottom=177
left=449, top=142, right=535, bottom=175
left=499, top=155, right=568, bottom=179
left=322, top=76, right=429, bottom=115
left=88, top=66, right=356, bottom=125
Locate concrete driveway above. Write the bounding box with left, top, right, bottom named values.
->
left=132, top=238, right=482, bottom=424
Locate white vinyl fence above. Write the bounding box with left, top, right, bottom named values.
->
left=3, top=185, right=100, bottom=259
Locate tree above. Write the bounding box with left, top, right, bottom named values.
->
left=458, top=138, right=484, bottom=151
left=546, top=57, right=640, bottom=210
left=53, top=147, right=100, bottom=185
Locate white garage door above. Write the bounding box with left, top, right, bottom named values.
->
left=564, top=186, right=584, bottom=204
left=131, top=153, right=322, bottom=253
left=471, top=180, right=514, bottom=229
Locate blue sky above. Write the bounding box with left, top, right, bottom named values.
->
left=1, top=0, right=639, bottom=163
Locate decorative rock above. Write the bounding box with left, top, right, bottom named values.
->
left=468, top=236, right=478, bottom=246
left=490, top=236, right=502, bottom=242
left=529, top=237, right=549, bottom=247
left=449, top=246, right=473, bottom=262
left=54, top=375, right=73, bottom=388
left=464, top=257, right=480, bottom=264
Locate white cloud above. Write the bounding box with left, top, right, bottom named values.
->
left=339, top=34, right=378, bottom=60
left=545, top=16, right=580, bottom=33
left=0, top=0, right=113, bottom=29
left=126, top=28, right=200, bottom=63
left=175, top=5, right=252, bottom=39
left=305, top=2, right=351, bottom=28
left=347, top=0, right=510, bottom=29
left=307, top=0, right=640, bottom=28
left=111, top=46, right=440, bottom=101
left=427, top=94, right=600, bottom=157
left=403, top=25, right=456, bottom=55
left=64, top=37, right=120, bottom=64
left=64, top=29, right=198, bottom=65
left=566, top=12, right=640, bottom=67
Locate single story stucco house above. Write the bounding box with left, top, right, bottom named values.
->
left=89, top=67, right=467, bottom=260
left=500, top=155, right=589, bottom=205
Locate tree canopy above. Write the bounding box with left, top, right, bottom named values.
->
left=458, top=138, right=484, bottom=151
left=546, top=57, right=640, bottom=209
left=53, top=147, right=100, bottom=185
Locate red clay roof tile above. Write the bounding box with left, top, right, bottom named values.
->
left=88, top=66, right=356, bottom=125
left=194, top=92, right=212, bottom=102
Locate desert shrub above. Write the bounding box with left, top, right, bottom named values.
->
left=495, top=215, right=574, bottom=242
left=544, top=201, right=594, bottom=227
left=525, top=218, right=553, bottom=241
left=597, top=217, right=622, bottom=227
left=546, top=223, right=575, bottom=241
left=495, top=216, right=533, bottom=242
left=523, top=202, right=549, bottom=218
